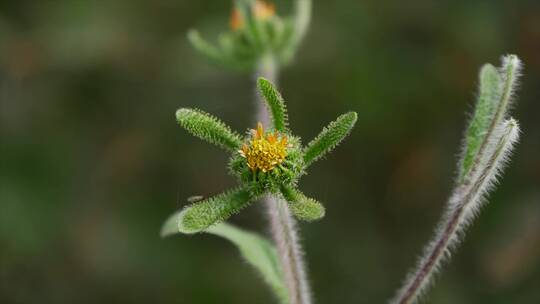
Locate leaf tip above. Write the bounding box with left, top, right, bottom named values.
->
left=479, top=63, right=499, bottom=79
left=337, top=111, right=358, bottom=135
left=290, top=199, right=326, bottom=222
left=500, top=54, right=523, bottom=86
left=160, top=211, right=183, bottom=238
left=257, top=77, right=274, bottom=95
left=345, top=111, right=358, bottom=124
left=502, top=54, right=521, bottom=68
left=176, top=108, right=190, bottom=123
left=187, top=28, right=201, bottom=42
left=178, top=208, right=204, bottom=234
left=257, top=77, right=270, bottom=86
left=504, top=117, right=521, bottom=141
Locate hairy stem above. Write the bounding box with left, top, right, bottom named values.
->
left=256, top=54, right=312, bottom=304
left=392, top=120, right=519, bottom=304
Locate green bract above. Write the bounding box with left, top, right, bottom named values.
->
left=173, top=78, right=357, bottom=233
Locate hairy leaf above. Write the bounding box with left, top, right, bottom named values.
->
left=392, top=54, right=523, bottom=304
left=392, top=118, right=520, bottom=304
left=206, top=223, right=288, bottom=303
left=459, top=55, right=522, bottom=183
left=162, top=220, right=288, bottom=303
left=280, top=185, right=325, bottom=221
left=176, top=108, right=243, bottom=152
left=460, top=64, right=501, bottom=179
left=234, top=0, right=265, bottom=51
left=163, top=187, right=254, bottom=234
left=303, top=112, right=357, bottom=167
left=257, top=78, right=289, bottom=132
left=188, top=30, right=229, bottom=66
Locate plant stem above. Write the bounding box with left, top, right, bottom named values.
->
left=255, top=54, right=312, bottom=304
left=392, top=120, right=519, bottom=304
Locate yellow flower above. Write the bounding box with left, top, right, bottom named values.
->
left=230, top=0, right=276, bottom=31
left=239, top=122, right=288, bottom=172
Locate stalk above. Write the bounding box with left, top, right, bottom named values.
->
left=391, top=56, right=522, bottom=304
left=256, top=54, right=312, bottom=304
left=392, top=120, right=520, bottom=304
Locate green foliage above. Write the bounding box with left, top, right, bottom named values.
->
left=205, top=223, right=289, bottom=304
left=188, top=0, right=312, bottom=71
left=187, top=30, right=251, bottom=70
left=168, top=78, right=355, bottom=229
left=489, top=119, right=520, bottom=162
left=176, top=108, right=243, bottom=152
left=497, top=55, right=521, bottom=120
left=392, top=55, right=522, bottom=304
left=162, top=221, right=288, bottom=304
left=280, top=0, right=311, bottom=62
left=258, top=77, right=289, bottom=132
left=166, top=78, right=355, bottom=303
left=460, top=64, right=501, bottom=179
left=280, top=185, right=325, bottom=221
left=174, top=187, right=254, bottom=234
left=459, top=55, right=521, bottom=183
left=169, top=78, right=357, bottom=303
left=303, top=112, right=358, bottom=167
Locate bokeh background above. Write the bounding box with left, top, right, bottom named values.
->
left=1, top=1, right=539, bottom=303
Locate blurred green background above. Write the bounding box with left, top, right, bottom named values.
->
left=1, top=1, right=539, bottom=303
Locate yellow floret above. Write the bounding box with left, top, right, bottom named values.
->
left=239, top=122, right=288, bottom=172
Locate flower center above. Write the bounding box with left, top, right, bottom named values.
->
left=239, top=122, right=288, bottom=172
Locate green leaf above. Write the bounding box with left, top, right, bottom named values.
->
left=187, top=30, right=229, bottom=65
left=292, top=0, right=312, bottom=47
left=496, top=55, right=521, bottom=123
left=460, top=64, right=501, bottom=180
left=459, top=55, right=522, bottom=183
left=205, top=223, right=289, bottom=303
left=257, top=78, right=289, bottom=132
left=176, top=108, right=243, bottom=152
left=163, top=187, right=254, bottom=234
left=303, top=112, right=357, bottom=167
left=280, top=185, right=325, bottom=221
left=280, top=0, right=312, bottom=63
left=161, top=220, right=288, bottom=303
left=235, top=0, right=263, bottom=50
left=187, top=29, right=220, bottom=58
